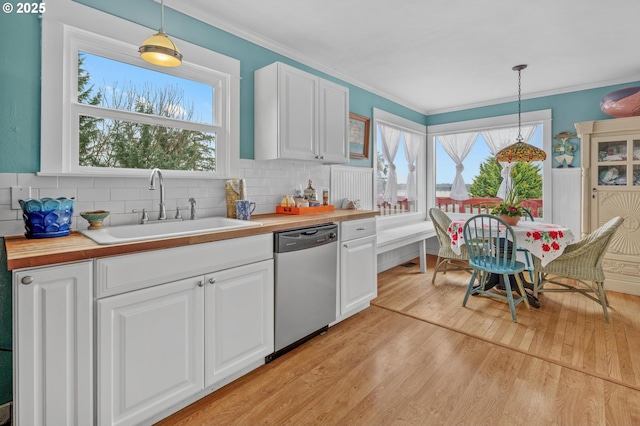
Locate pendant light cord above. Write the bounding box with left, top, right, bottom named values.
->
left=517, top=67, right=523, bottom=142
left=512, top=64, right=527, bottom=143
left=160, top=0, right=165, bottom=33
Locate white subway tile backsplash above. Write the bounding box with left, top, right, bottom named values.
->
left=39, top=188, right=78, bottom=199
left=110, top=187, right=141, bottom=201
left=0, top=189, right=9, bottom=204
left=0, top=209, right=19, bottom=221
left=77, top=188, right=110, bottom=202
left=99, top=200, right=126, bottom=213
left=16, top=174, right=57, bottom=188
left=0, top=221, right=24, bottom=237
left=94, top=177, right=126, bottom=188
left=58, top=176, right=94, bottom=188
left=0, top=175, right=17, bottom=187
left=0, top=161, right=335, bottom=237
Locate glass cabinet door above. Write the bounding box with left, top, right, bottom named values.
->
left=595, top=137, right=640, bottom=187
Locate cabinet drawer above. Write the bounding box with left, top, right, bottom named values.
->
left=340, top=217, right=376, bottom=241
left=95, top=234, right=273, bottom=298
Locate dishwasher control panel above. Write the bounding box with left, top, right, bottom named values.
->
left=274, top=223, right=338, bottom=253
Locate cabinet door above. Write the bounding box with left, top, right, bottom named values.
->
left=14, top=261, right=93, bottom=426
left=205, top=260, right=274, bottom=387
left=97, top=276, right=204, bottom=426
left=318, top=79, right=349, bottom=163
left=340, top=235, right=377, bottom=314
left=278, top=65, right=318, bottom=160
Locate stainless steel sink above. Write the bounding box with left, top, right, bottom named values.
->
left=81, top=216, right=262, bottom=245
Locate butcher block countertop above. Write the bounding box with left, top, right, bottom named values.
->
left=4, top=209, right=378, bottom=270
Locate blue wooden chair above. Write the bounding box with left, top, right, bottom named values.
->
left=517, top=207, right=535, bottom=282
left=462, top=214, right=530, bottom=322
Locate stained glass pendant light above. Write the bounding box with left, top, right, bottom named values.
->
left=138, top=0, right=183, bottom=67
left=495, top=65, right=547, bottom=163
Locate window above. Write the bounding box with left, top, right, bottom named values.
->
left=40, top=1, right=239, bottom=177
left=374, top=109, right=426, bottom=222
left=427, top=110, right=552, bottom=219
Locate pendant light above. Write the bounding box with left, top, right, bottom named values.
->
left=495, top=65, right=547, bottom=163
left=138, top=0, right=183, bottom=67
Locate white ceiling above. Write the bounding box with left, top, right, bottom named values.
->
left=167, top=0, right=640, bottom=115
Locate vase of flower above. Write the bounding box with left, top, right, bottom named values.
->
left=497, top=214, right=520, bottom=226
left=490, top=181, right=524, bottom=226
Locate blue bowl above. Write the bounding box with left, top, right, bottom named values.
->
left=19, top=197, right=75, bottom=238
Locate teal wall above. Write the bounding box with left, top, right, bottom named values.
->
left=1, top=0, right=639, bottom=406
left=0, top=241, right=11, bottom=405
left=427, top=84, right=639, bottom=139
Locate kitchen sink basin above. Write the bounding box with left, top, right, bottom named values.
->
left=81, top=216, right=262, bottom=245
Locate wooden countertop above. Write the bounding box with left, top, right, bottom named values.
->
left=4, top=209, right=378, bottom=270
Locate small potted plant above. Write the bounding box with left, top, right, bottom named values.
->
left=490, top=184, right=524, bottom=226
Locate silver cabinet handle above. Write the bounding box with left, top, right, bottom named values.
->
left=356, top=227, right=366, bottom=231
left=197, top=281, right=204, bottom=287
left=343, top=243, right=348, bottom=248
left=21, top=276, right=34, bottom=285
left=208, top=278, right=216, bottom=285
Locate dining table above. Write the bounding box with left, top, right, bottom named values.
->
left=446, top=218, right=576, bottom=267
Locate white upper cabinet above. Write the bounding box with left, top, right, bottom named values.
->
left=255, top=62, right=349, bottom=163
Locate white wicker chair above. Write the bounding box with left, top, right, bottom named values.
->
left=533, top=216, right=624, bottom=322
left=429, top=208, right=472, bottom=284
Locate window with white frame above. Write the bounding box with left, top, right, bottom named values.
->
left=40, top=0, right=239, bottom=177
left=428, top=110, right=551, bottom=219
left=374, top=109, right=426, bottom=219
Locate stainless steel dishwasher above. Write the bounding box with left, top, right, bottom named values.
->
left=267, top=223, right=338, bottom=362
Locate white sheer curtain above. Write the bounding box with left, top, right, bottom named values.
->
left=379, top=124, right=402, bottom=204
left=403, top=131, right=422, bottom=202
left=482, top=125, right=536, bottom=199
left=437, top=132, right=478, bottom=200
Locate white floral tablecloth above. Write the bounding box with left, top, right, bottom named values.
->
left=447, top=219, right=575, bottom=267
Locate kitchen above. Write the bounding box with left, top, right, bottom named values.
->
left=2, top=0, right=640, bottom=424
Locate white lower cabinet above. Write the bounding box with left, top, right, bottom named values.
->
left=205, top=260, right=274, bottom=387
left=13, top=261, right=93, bottom=426
left=95, top=235, right=274, bottom=426
left=337, top=218, right=377, bottom=321
left=97, top=276, right=205, bottom=426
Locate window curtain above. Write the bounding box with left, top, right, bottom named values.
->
left=379, top=124, right=402, bottom=204
left=437, top=132, right=478, bottom=200
left=403, top=131, right=422, bottom=202
left=482, top=125, right=536, bottom=199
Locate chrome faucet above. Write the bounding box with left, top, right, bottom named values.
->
left=149, top=168, right=167, bottom=220
left=189, top=197, right=198, bottom=220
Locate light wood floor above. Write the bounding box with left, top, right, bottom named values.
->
left=157, top=255, right=640, bottom=425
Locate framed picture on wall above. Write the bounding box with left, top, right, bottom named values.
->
left=348, top=113, right=370, bottom=159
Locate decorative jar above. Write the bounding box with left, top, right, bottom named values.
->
left=19, top=197, right=74, bottom=238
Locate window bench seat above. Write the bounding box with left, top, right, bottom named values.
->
left=376, top=221, right=436, bottom=273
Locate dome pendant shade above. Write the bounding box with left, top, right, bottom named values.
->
left=139, top=31, right=183, bottom=67
left=495, top=141, right=546, bottom=163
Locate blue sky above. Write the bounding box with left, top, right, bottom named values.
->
left=80, top=51, right=213, bottom=124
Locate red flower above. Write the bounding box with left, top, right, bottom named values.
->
left=458, top=227, right=463, bottom=234
left=549, top=231, right=558, bottom=239
left=452, top=234, right=458, bottom=241
left=542, top=244, right=551, bottom=252
left=532, top=231, right=542, bottom=241
left=551, top=241, right=560, bottom=250
left=448, top=226, right=452, bottom=233
left=558, top=230, right=564, bottom=238
left=526, top=231, right=532, bottom=238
